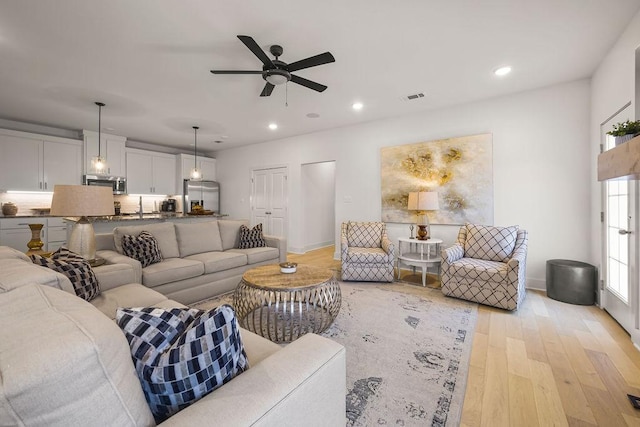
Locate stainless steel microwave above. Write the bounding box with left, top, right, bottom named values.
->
left=83, top=175, right=127, bottom=194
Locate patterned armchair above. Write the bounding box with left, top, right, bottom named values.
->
left=441, top=223, right=528, bottom=310
left=341, top=222, right=395, bottom=282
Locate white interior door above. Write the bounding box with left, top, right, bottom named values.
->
left=602, top=108, right=638, bottom=334
left=251, top=166, right=287, bottom=238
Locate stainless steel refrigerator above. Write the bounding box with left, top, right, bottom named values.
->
left=183, top=179, right=220, bottom=213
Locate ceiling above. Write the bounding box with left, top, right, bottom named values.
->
left=1, top=0, right=639, bottom=153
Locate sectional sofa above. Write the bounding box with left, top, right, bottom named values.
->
left=0, top=246, right=346, bottom=426
left=95, top=219, right=287, bottom=304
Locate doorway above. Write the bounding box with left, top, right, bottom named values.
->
left=301, top=161, right=336, bottom=252
left=251, top=166, right=287, bottom=238
left=601, top=105, right=638, bottom=336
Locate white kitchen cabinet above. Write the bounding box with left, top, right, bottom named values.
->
left=126, top=148, right=176, bottom=195
left=82, top=130, right=126, bottom=176
left=0, top=129, right=82, bottom=192
left=0, top=217, right=68, bottom=252
left=176, top=154, right=217, bottom=193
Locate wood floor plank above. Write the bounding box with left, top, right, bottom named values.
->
left=530, top=292, right=550, bottom=317
left=586, top=350, right=640, bottom=419
left=488, top=310, right=507, bottom=349
left=573, top=329, right=604, bottom=353
left=559, top=335, right=607, bottom=391
left=537, top=314, right=565, bottom=354
left=470, top=332, right=488, bottom=369
left=508, top=373, right=539, bottom=426
left=581, top=384, right=629, bottom=426
left=505, top=312, right=524, bottom=340
left=529, top=359, right=569, bottom=427
left=480, top=345, right=510, bottom=427
left=522, top=326, right=549, bottom=363
left=506, top=337, right=530, bottom=378
left=460, top=364, right=485, bottom=427
left=585, top=321, right=640, bottom=389
left=546, top=349, right=597, bottom=425
left=475, top=306, right=491, bottom=335
left=622, top=413, right=640, bottom=426
left=566, top=416, right=597, bottom=426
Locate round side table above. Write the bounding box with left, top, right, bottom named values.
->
left=233, top=264, right=341, bottom=343
left=396, top=237, right=443, bottom=286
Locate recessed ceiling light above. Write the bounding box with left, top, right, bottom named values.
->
left=493, top=66, right=512, bottom=76
left=268, top=123, right=278, bottom=130
left=352, top=102, right=363, bottom=110
left=306, top=113, right=320, bottom=118
left=214, top=140, right=223, bottom=144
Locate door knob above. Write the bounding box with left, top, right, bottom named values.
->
left=619, top=229, right=633, bottom=235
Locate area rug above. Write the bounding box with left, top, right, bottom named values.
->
left=192, top=281, right=477, bottom=427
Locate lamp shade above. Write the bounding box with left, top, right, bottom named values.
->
left=407, top=191, right=439, bottom=211
left=50, top=185, right=114, bottom=217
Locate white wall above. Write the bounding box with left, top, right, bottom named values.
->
left=590, top=9, right=640, bottom=346
left=301, top=161, right=336, bottom=253
left=216, top=79, right=591, bottom=290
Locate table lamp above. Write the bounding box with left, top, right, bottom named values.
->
left=408, top=191, right=439, bottom=240
left=50, top=185, right=114, bottom=261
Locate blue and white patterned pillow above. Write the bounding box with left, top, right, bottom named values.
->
left=238, top=223, right=267, bottom=249
left=30, top=247, right=100, bottom=301
left=121, top=230, right=162, bottom=268
left=116, top=305, right=249, bottom=423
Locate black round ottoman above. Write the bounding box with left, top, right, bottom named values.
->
left=546, top=259, right=597, bottom=305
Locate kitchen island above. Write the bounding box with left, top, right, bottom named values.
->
left=64, top=212, right=229, bottom=234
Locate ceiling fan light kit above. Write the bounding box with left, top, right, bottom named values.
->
left=211, top=35, right=335, bottom=97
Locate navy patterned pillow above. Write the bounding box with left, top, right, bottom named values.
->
left=238, top=223, right=267, bottom=249
left=116, top=305, right=249, bottom=423
left=30, top=247, right=100, bottom=301
left=122, top=231, right=162, bottom=268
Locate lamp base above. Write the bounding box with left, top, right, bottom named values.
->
left=68, top=216, right=96, bottom=261
left=416, top=225, right=429, bottom=240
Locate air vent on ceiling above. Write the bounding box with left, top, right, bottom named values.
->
left=403, top=92, right=425, bottom=101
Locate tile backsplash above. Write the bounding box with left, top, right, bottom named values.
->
left=0, top=193, right=183, bottom=216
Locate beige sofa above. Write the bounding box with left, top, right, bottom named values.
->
left=95, top=219, right=287, bottom=304
left=0, top=246, right=346, bottom=426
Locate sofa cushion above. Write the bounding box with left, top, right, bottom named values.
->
left=185, top=251, right=247, bottom=274
left=142, top=258, right=205, bottom=288
left=464, top=223, right=518, bottom=262
left=114, top=222, right=180, bottom=259
left=229, top=247, right=280, bottom=264
left=0, top=258, right=74, bottom=294
left=218, top=219, right=250, bottom=250
left=0, top=284, right=156, bottom=426
left=175, top=221, right=223, bottom=257
left=30, top=247, right=100, bottom=302
left=238, top=223, right=267, bottom=249
left=347, top=221, right=383, bottom=248
left=122, top=231, right=163, bottom=268
left=116, top=306, right=249, bottom=423
left=91, top=283, right=174, bottom=320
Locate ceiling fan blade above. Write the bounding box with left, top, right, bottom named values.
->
left=260, top=82, right=275, bottom=97
left=237, top=35, right=274, bottom=68
left=210, top=70, right=263, bottom=74
left=286, top=52, right=335, bottom=72
left=290, top=75, right=327, bottom=92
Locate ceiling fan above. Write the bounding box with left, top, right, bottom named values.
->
left=210, top=35, right=335, bottom=97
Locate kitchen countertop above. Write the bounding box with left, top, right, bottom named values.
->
left=68, top=213, right=228, bottom=222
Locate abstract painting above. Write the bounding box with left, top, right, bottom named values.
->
left=381, top=133, right=493, bottom=225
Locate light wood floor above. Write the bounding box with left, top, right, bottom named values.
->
left=289, top=246, right=640, bottom=427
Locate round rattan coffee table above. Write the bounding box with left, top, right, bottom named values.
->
left=233, top=264, right=341, bottom=343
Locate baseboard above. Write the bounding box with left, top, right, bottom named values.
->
left=303, top=241, right=333, bottom=253
left=526, top=277, right=546, bottom=291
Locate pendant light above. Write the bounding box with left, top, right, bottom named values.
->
left=92, top=102, right=107, bottom=173
left=190, top=126, right=202, bottom=180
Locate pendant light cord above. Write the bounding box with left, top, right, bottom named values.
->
left=95, top=102, right=105, bottom=159
left=193, top=126, right=199, bottom=169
